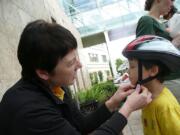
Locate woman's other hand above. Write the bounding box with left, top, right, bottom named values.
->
left=105, top=83, right=134, bottom=112
left=119, top=85, right=152, bottom=118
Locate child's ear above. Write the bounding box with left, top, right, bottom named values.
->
left=150, top=65, right=159, bottom=77
left=35, top=69, right=49, bottom=80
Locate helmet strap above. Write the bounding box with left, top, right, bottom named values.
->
left=137, top=60, right=159, bottom=85
left=138, top=60, right=142, bottom=84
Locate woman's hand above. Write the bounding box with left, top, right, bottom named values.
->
left=105, top=83, right=134, bottom=112
left=172, top=33, right=180, bottom=48
left=119, top=85, right=152, bottom=118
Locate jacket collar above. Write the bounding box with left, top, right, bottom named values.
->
left=23, top=78, right=65, bottom=105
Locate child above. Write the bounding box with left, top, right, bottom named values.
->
left=122, top=35, right=180, bottom=135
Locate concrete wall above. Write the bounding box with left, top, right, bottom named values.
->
left=0, top=0, right=91, bottom=100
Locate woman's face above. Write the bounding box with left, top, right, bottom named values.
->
left=46, top=49, right=82, bottom=87
left=158, top=0, right=173, bottom=15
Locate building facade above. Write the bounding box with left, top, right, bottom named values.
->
left=80, top=43, right=112, bottom=85
left=0, top=0, right=91, bottom=100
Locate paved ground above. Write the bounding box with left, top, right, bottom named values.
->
left=122, top=110, right=143, bottom=135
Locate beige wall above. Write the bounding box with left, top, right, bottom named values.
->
left=0, top=0, right=90, bottom=100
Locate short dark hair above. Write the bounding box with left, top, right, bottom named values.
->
left=163, top=5, right=178, bottom=20
left=144, top=0, right=155, bottom=11
left=140, top=60, right=170, bottom=83
left=128, top=57, right=170, bottom=83
left=18, top=20, right=77, bottom=79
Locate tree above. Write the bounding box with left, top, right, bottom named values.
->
left=115, top=58, right=123, bottom=72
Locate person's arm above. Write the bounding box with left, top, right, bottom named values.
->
left=63, top=87, right=114, bottom=134
left=14, top=100, right=126, bottom=135
left=136, top=16, right=155, bottom=37
left=92, top=112, right=127, bottom=135
left=15, top=85, right=151, bottom=135
left=172, top=33, right=180, bottom=48
left=78, top=84, right=151, bottom=134
left=64, top=83, right=134, bottom=134
left=13, top=102, right=83, bottom=135
left=105, top=83, right=134, bottom=112
left=70, top=102, right=114, bottom=134
left=119, top=85, right=152, bottom=118
left=93, top=85, right=152, bottom=135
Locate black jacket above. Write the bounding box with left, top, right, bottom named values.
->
left=0, top=78, right=127, bottom=135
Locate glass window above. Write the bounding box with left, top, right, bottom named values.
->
left=102, top=55, right=107, bottom=62
left=88, top=53, right=99, bottom=62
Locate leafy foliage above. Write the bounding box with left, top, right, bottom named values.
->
left=76, top=81, right=117, bottom=104
left=115, top=58, right=123, bottom=72
left=89, top=72, right=99, bottom=85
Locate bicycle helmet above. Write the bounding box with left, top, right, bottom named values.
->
left=122, top=35, right=180, bottom=84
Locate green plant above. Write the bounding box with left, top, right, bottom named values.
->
left=76, top=81, right=117, bottom=104
left=115, top=58, right=123, bottom=72
left=91, top=81, right=117, bottom=102
left=89, top=72, right=99, bottom=85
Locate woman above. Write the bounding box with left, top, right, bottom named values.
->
left=136, top=0, right=180, bottom=79
left=0, top=20, right=152, bottom=135
left=136, top=0, right=173, bottom=40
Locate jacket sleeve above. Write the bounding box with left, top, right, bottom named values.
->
left=63, top=87, right=116, bottom=133
left=93, top=112, right=127, bottom=135
left=14, top=100, right=127, bottom=135
left=13, top=100, right=84, bottom=135
left=71, top=103, right=115, bottom=134
left=136, top=16, right=155, bottom=37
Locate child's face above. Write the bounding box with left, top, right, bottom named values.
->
left=128, top=59, right=151, bottom=85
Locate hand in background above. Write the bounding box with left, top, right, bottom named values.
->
left=121, top=73, right=129, bottom=82
left=172, top=33, right=180, bottom=48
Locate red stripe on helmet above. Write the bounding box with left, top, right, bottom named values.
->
left=126, top=35, right=156, bottom=50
